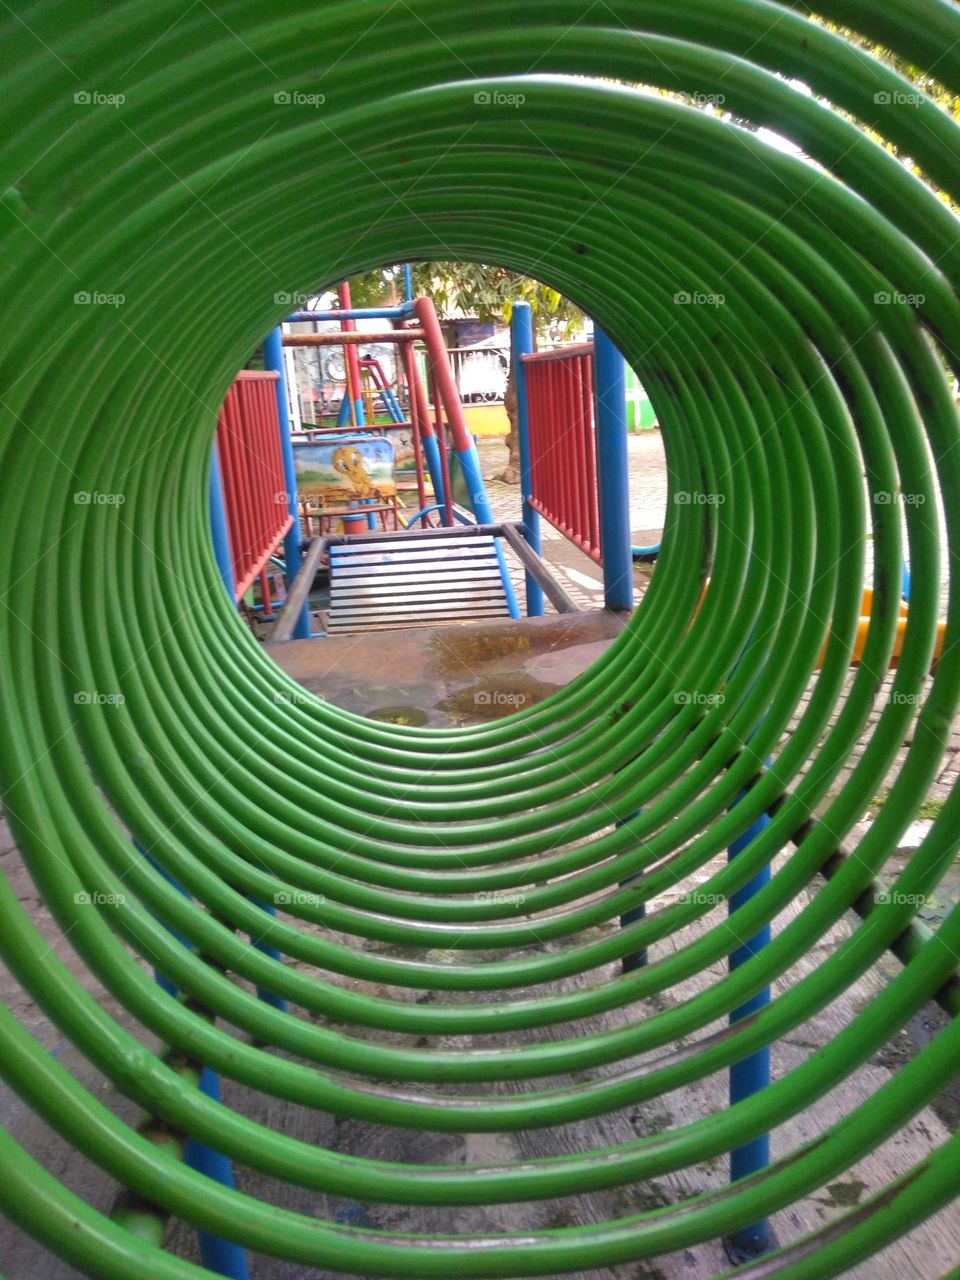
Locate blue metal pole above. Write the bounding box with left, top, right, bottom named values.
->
left=335, top=388, right=365, bottom=428
left=402, top=263, right=414, bottom=302
left=618, top=805, right=647, bottom=972
left=382, top=386, right=405, bottom=422
left=263, top=327, right=311, bottom=639
left=510, top=301, right=542, bottom=617
left=185, top=1068, right=251, bottom=1279
left=421, top=432, right=445, bottom=508
left=208, top=445, right=235, bottom=599
left=287, top=306, right=409, bottom=322
left=453, top=444, right=520, bottom=618
left=724, top=779, right=774, bottom=1264
left=138, top=847, right=249, bottom=1278
left=593, top=327, right=634, bottom=612
left=247, top=899, right=288, bottom=1012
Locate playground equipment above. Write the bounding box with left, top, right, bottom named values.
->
left=273, top=291, right=524, bottom=630
left=514, top=323, right=635, bottom=611
left=210, top=371, right=292, bottom=616
left=214, top=291, right=523, bottom=632
left=324, top=524, right=518, bottom=633
left=1, top=5, right=960, bottom=1280
left=292, top=434, right=402, bottom=535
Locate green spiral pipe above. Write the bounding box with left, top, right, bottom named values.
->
left=1, top=2, right=959, bottom=1276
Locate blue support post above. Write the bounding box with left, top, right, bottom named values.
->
left=593, top=328, right=634, bottom=612
left=185, top=1068, right=250, bottom=1279
left=453, top=444, right=520, bottom=619
left=618, top=806, right=647, bottom=972
left=139, top=847, right=249, bottom=1278
left=510, top=301, right=543, bottom=617
left=421, top=432, right=445, bottom=509
left=248, top=899, right=288, bottom=1012
left=263, top=327, right=311, bottom=639
left=208, top=446, right=235, bottom=599
left=402, top=263, right=414, bottom=302
left=287, top=306, right=409, bottom=323
left=724, top=774, right=774, bottom=1264
left=381, top=386, right=405, bottom=422
left=336, top=392, right=365, bottom=428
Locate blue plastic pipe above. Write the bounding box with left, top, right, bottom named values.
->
left=263, top=327, right=311, bottom=639
left=592, top=328, right=634, bottom=611
left=510, top=302, right=542, bottom=617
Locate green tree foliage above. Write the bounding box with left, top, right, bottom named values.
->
left=810, top=15, right=960, bottom=210
left=345, top=262, right=582, bottom=336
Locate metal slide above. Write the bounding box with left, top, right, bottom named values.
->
left=326, top=528, right=513, bottom=632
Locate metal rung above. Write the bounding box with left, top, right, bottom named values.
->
left=330, top=535, right=496, bottom=556
left=329, top=546, right=498, bottom=568
left=332, top=567, right=503, bottom=589
left=330, top=596, right=512, bottom=622
left=326, top=530, right=511, bottom=632
left=327, top=606, right=510, bottom=631
left=333, top=597, right=506, bottom=616
left=335, top=581, right=506, bottom=599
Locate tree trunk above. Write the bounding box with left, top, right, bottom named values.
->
left=500, top=360, right=520, bottom=485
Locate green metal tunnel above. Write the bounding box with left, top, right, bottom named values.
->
left=1, top=1, right=959, bottom=1275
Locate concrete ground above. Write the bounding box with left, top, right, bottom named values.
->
left=475, top=432, right=666, bottom=610
left=2, top=429, right=959, bottom=1278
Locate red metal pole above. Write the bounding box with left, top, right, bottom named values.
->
left=583, top=352, right=600, bottom=556
left=259, top=566, right=273, bottom=617
left=561, top=360, right=576, bottom=545
left=253, top=382, right=272, bottom=562
left=574, top=356, right=592, bottom=552
left=230, top=386, right=257, bottom=588
left=338, top=282, right=364, bottom=426
left=551, top=363, right=563, bottom=534
left=281, top=330, right=424, bottom=346
left=408, top=339, right=440, bottom=516
left=399, top=336, right=428, bottom=515
left=430, top=369, right=454, bottom=527
left=221, top=388, right=247, bottom=592
left=413, top=296, right=473, bottom=453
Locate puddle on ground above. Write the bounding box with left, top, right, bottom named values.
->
left=431, top=628, right=534, bottom=677
left=441, top=676, right=559, bottom=720
left=366, top=705, right=430, bottom=726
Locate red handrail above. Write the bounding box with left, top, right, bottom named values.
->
left=521, top=345, right=601, bottom=562
left=215, top=371, right=293, bottom=601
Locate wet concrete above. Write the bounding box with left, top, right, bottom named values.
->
left=269, top=610, right=627, bottom=728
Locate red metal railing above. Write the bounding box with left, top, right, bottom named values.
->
left=521, top=344, right=601, bottom=562
left=215, top=370, right=293, bottom=601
